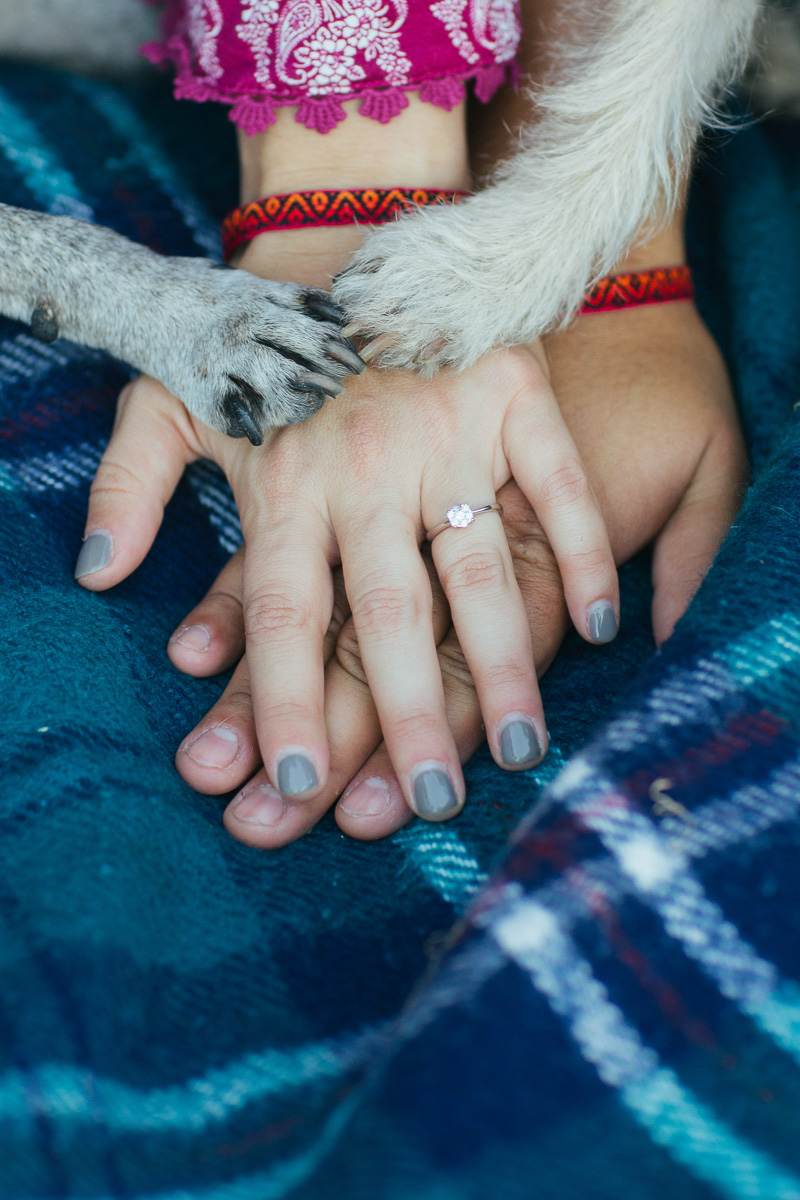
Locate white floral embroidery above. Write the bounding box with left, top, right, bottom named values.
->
left=230, top=0, right=516, bottom=103
left=236, top=0, right=282, bottom=86
left=292, top=35, right=365, bottom=91
left=275, top=0, right=412, bottom=93
left=430, top=0, right=480, bottom=67
left=473, top=0, right=518, bottom=61
left=431, top=0, right=518, bottom=67
left=187, top=0, right=224, bottom=81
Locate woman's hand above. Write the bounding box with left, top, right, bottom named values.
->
left=184, top=299, right=747, bottom=843
left=79, top=297, right=747, bottom=845
left=80, top=342, right=617, bottom=822
left=324, top=300, right=747, bottom=839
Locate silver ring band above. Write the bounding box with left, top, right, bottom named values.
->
left=426, top=502, right=503, bottom=542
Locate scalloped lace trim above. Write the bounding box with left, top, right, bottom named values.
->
left=143, top=37, right=516, bottom=134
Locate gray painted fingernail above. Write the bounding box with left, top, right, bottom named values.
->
left=589, top=603, right=618, bottom=644
left=75, top=530, right=113, bottom=579
left=412, top=767, right=459, bottom=821
left=277, top=753, right=318, bottom=796
left=499, top=719, right=542, bottom=768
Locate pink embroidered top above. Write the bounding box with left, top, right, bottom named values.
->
left=143, top=0, right=521, bottom=134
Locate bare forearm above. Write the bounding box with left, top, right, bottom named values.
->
left=235, top=96, right=471, bottom=289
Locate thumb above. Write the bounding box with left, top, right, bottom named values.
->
left=651, top=442, right=745, bottom=647
left=75, top=376, right=200, bottom=590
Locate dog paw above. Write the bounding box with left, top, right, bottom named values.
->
left=154, top=263, right=366, bottom=444
left=331, top=204, right=507, bottom=374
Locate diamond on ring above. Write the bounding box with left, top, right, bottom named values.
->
left=426, top=501, right=503, bottom=542
left=446, top=503, right=475, bottom=529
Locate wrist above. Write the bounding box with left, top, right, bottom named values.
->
left=614, top=207, right=686, bottom=273
left=234, top=224, right=365, bottom=289
left=238, top=94, right=471, bottom=202
left=234, top=93, right=470, bottom=289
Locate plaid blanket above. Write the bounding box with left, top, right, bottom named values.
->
left=1, top=64, right=800, bottom=1199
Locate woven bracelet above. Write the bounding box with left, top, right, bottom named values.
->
left=221, top=189, right=694, bottom=314
left=579, top=265, right=694, bottom=313
left=221, top=187, right=467, bottom=260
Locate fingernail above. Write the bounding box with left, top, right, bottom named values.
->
left=230, top=783, right=286, bottom=826
left=169, top=624, right=211, bottom=653
left=74, top=530, right=113, bottom=579
left=277, top=753, right=318, bottom=796
left=588, top=602, right=618, bottom=644
left=339, top=776, right=392, bottom=818
left=411, top=765, right=460, bottom=821
left=499, top=717, right=542, bottom=768
left=182, top=726, right=239, bottom=768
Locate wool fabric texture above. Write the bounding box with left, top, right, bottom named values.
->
left=1, top=67, right=800, bottom=1199
left=142, top=0, right=520, bottom=134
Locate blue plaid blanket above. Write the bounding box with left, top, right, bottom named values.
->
left=1, top=65, right=800, bottom=1199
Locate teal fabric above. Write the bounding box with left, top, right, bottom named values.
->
left=1, top=65, right=800, bottom=1198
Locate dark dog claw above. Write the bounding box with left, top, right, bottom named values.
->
left=326, top=340, right=367, bottom=374
left=291, top=386, right=328, bottom=419
left=222, top=392, right=264, bottom=446
left=297, top=372, right=345, bottom=398
left=304, top=295, right=348, bottom=324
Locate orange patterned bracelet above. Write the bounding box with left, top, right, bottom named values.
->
left=221, top=187, right=468, bottom=259
left=579, top=265, right=694, bottom=313
left=221, top=189, right=694, bottom=314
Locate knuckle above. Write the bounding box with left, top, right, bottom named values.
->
left=566, top=544, right=612, bottom=579
left=328, top=596, right=350, bottom=638
left=219, top=688, right=254, bottom=717
left=506, top=523, right=562, bottom=584
left=88, top=458, right=144, bottom=502
left=477, top=658, right=531, bottom=693
left=539, top=462, right=591, bottom=509
left=334, top=624, right=369, bottom=686
left=256, top=696, right=314, bottom=724
left=351, top=581, right=426, bottom=637
left=204, top=588, right=244, bottom=619
left=388, top=707, right=441, bottom=745
left=437, top=638, right=475, bottom=691
left=244, top=590, right=314, bottom=641
left=502, top=349, right=544, bottom=399
left=341, top=404, right=386, bottom=477
left=257, top=436, right=305, bottom=495
left=440, top=547, right=509, bottom=597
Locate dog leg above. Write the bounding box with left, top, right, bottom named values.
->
left=333, top=0, right=762, bottom=372
left=0, top=205, right=364, bottom=441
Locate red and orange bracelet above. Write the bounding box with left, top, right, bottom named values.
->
left=221, top=187, right=695, bottom=314
left=580, top=265, right=694, bottom=313
left=221, top=187, right=468, bottom=259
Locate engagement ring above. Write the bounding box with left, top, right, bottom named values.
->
left=426, top=502, right=503, bottom=542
